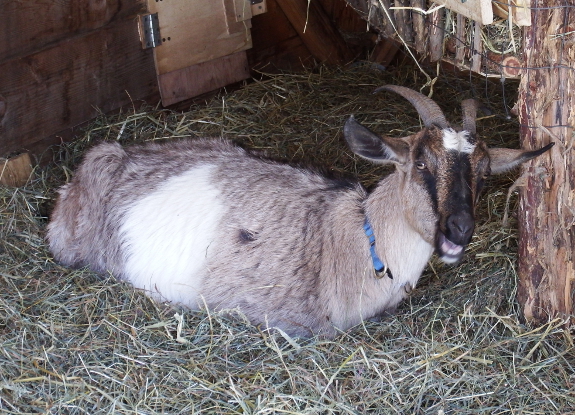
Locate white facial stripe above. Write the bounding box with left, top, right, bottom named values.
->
left=442, top=129, right=476, bottom=154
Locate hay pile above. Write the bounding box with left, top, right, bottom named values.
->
left=1, top=65, right=573, bottom=414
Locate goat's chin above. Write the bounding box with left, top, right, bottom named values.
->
left=436, top=232, right=465, bottom=264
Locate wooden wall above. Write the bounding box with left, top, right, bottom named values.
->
left=0, top=0, right=372, bottom=159
left=0, top=0, right=158, bottom=157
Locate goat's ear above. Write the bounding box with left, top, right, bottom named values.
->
left=489, top=142, right=554, bottom=175
left=343, top=116, right=409, bottom=164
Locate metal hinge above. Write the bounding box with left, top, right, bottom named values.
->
left=139, top=13, right=162, bottom=49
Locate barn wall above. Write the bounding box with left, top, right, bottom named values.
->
left=0, top=0, right=158, bottom=157
left=0, top=0, right=371, bottom=159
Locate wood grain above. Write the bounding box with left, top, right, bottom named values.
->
left=247, top=0, right=314, bottom=71
left=493, top=0, right=531, bottom=26
left=148, top=0, right=252, bottom=74
left=411, top=0, right=427, bottom=55
left=470, top=21, right=483, bottom=73
left=0, top=18, right=157, bottom=156
left=517, top=0, right=575, bottom=324
left=0, top=0, right=145, bottom=62
left=428, top=7, right=445, bottom=62
left=157, top=51, right=250, bottom=106
left=437, top=0, right=493, bottom=25
left=276, top=0, right=352, bottom=65
left=393, top=0, right=413, bottom=43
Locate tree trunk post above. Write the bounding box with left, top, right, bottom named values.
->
left=517, top=0, right=575, bottom=324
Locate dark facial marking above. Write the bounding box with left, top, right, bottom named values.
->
left=448, top=152, right=473, bottom=210
left=414, top=142, right=439, bottom=213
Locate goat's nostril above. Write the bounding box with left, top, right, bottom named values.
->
left=447, top=212, right=474, bottom=240
left=455, top=220, right=471, bottom=234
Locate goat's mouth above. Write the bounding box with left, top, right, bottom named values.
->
left=436, top=232, right=465, bottom=264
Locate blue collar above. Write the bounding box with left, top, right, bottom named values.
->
left=363, top=218, right=393, bottom=279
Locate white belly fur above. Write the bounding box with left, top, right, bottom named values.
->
left=119, top=165, right=223, bottom=307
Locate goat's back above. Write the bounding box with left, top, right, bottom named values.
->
left=47, top=138, right=370, bottom=336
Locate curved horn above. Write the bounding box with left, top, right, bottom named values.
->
left=460, top=98, right=480, bottom=137
left=374, top=85, right=448, bottom=129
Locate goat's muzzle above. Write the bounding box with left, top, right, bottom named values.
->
left=437, top=211, right=475, bottom=264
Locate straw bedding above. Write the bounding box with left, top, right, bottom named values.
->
left=1, top=64, right=573, bottom=414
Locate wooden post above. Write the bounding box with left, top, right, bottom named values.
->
left=411, top=0, right=427, bottom=55
left=455, top=14, right=466, bottom=65
left=517, top=0, right=575, bottom=324
left=393, top=0, right=413, bottom=43
left=428, top=7, right=445, bottom=62
left=378, top=0, right=397, bottom=38
left=469, top=21, right=483, bottom=73
left=276, top=0, right=352, bottom=65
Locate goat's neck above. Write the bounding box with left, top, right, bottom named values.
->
left=364, top=172, right=435, bottom=287
left=324, top=172, right=435, bottom=332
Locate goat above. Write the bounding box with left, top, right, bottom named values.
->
left=47, top=86, right=553, bottom=338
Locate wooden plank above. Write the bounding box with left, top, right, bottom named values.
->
left=428, top=7, right=445, bottom=62
left=223, top=0, right=253, bottom=35
left=249, top=36, right=315, bottom=71
left=247, top=0, right=314, bottom=71
left=148, top=0, right=252, bottom=74
left=411, top=0, right=427, bottom=55
left=249, top=0, right=299, bottom=51
left=251, top=0, right=268, bottom=16
left=0, top=153, right=33, bottom=187
left=0, top=19, right=157, bottom=156
left=379, top=0, right=397, bottom=38
left=276, top=0, right=352, bottom=65
left=470, top=21, right=483, bottom=73
left=342, top=0, right=395, bottom=38
left=234, top=0, right=253, bottom=21
left=158, top=51, right=250, bottom=106
left=493, top=0, right=531, bottom=26
left=517, top=0, right=574, bottom=324
left=393, top=0, right=413, bottom=43
left=370, top=39, right=401, bottom=66
left=0, top=0, right=146, bottom=62
left=248, top=33, right=314, bottom=72
left=455, top=14, right=466, bottom=64
left=436, top=0, right=493, bottom=25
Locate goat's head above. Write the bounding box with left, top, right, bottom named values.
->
left=344, top=85, right=554, bottom=264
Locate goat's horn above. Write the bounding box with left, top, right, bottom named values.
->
left=460, top=98, right=480, bottom=137
left=374, top=85, right=448, bottom=129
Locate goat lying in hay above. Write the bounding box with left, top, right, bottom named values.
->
left=47, top=86, right=553, bottom=338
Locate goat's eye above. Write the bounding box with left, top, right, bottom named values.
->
left=415, top=161, right=426, bottom=170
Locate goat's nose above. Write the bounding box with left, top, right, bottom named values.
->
left=446, top=211, right=474, bottom=244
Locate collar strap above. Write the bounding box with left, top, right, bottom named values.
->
left=363, top=219, right=393, bottom=279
